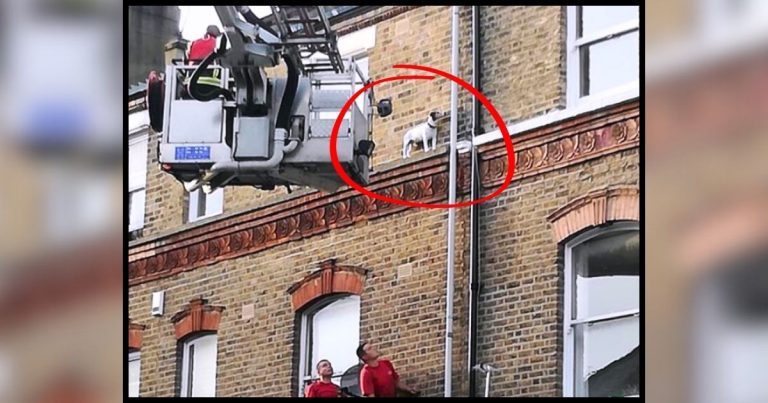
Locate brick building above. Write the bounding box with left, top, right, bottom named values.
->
left=128, top=5, right=640, bottom=397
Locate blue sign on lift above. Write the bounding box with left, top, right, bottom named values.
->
left=175, top=146, right=211, bottom=160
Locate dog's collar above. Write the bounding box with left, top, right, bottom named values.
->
left=427, top=122, right=436, bottom=129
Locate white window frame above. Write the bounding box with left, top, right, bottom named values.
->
left=297, top=294, right=361, bottom=397
left=129, top=131, right=148, bottom=232
left=129, top=350, right=141, bottom=397
left=562, top=221, right=640, bottom=397
left=179, top=333, right=218, bottom=397
left=566, top=6, right=640, bottom=108
left=187, top=188, right=224, bottom=223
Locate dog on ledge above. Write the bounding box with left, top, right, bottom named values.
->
left=402, top=111, right=444, bottom=159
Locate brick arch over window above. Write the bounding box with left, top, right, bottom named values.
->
left=547, top=187, right=639, bottom=242
left=170, top=297, right=225, bottom=340
left=286, top=259, right=369, bottom=312
left=128, top=319, right=146, bottom=350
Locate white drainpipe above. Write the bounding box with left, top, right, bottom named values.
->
left=444, top=4, right=460, bottom=398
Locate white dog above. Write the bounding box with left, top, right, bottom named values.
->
left=402, top=111, right=442, bottom=159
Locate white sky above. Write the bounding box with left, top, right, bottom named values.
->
left=178, top=6, right=272, bottom=40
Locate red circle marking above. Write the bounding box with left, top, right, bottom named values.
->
left=329, top=64, right=515, bottom=209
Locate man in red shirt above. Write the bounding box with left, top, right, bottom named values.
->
left=187, top=25, right=221, bottom=63
left=183, top=25, right=223, bottom=97
left=305, top=359, right=342, bottom=398
left=356, top=342, right=419, bottom=397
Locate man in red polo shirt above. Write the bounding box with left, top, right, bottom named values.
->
left=184, top=25, right=222, bottom=94
left=305, top=359, right=342, bottom=398
left=187, top=25, right=221, bottom=63
left=356, top=342, right=419, bottom=397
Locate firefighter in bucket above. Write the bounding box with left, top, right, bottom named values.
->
left=185, top=25, right=224, bottom=98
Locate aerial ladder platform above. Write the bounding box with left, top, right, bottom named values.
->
left=147, top=6, right=392, bottom=194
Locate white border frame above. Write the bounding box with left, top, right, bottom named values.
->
left=562, top=221, right=640, bottom=397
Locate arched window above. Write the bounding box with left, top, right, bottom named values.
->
left=563, top=221, right=639, bottom=397
left=170, top=298, right=225, bottom=397
left=298, top=294, right=361, bottom=396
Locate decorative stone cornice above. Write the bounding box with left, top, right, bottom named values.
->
left=128, top=154, right=453, bottom=286
left=170, top=298, right=225, bottom=340
left=479, top=101, right=639, bottom=188
left=128, top=101, right=639, bottom=286
left=286, top=259, right=369, bottom=312
left=547, top=187, right=640, bottom=243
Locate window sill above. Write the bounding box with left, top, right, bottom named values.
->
left=474, top=83, right=639, bottom=147
left=188, top=213, right=223, bottom=224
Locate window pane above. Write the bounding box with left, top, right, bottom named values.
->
left=129, top=352, right=141, bottom=397
left=129, top=189, right=146, bottom=231
left=205, top=188, right=224, bottom=217
left=573, top=230, right=639, bottom=319
left=310, top=296, right=360, bottom=380
left=188, top=190, right=199, bottom=222
left=191, top=335, right=217, bottom=397
left=129, top=135, right=148, bottom=191
left=188, top=188, right=224, bottom=222
left=580, top=6, right=638, bottom=37
left=181, top=335, right=217, bottom=397
left=580, top=31, right=639, bottom=101
left=574, top=316, right=639, bottom=397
